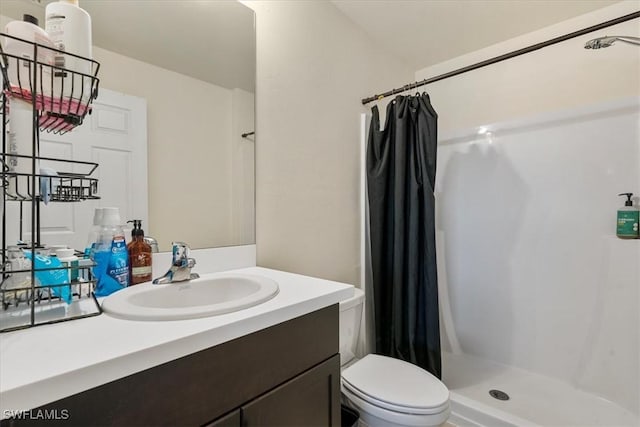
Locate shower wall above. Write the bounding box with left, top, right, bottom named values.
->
left=415, top=2, right=640, bottom=415
left=437, top=100, right=639, bottom=414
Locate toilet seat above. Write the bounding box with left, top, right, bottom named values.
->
left=342, top=384, right=450, bottom=427
left=342, top=380, right=449, bottom=415
left=341, top=354, right=449, bottom=415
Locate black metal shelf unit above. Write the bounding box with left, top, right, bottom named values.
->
left=0, top=33, right=103, bottom=332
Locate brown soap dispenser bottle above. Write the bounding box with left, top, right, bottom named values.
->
left=127, top=220, right=153, bottom=285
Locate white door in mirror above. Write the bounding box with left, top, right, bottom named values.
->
left=101, top=274, right=278, bottom=321
left=5, top=89, right=149, bottom=251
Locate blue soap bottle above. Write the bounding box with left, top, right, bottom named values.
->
left=93, top=207, right=130, bottom=296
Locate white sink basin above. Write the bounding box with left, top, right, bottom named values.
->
left=102, top=274, right=279, bottom=321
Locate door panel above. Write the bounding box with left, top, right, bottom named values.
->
left=5, top=89, right=147, bottom=250
left=91, top=146, right=133, bottom=221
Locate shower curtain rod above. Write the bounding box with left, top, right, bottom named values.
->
left=361, top=11, right=640, bottom=105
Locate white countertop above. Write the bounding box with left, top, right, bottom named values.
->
left=0, top=267, right=354, bottom=416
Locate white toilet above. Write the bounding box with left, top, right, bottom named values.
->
left=339, top=288, right=450, bottom=427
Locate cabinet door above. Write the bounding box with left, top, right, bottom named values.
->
left=205, top=410, right=241, bottom=427
left=241, top=354, right=341, bottom=427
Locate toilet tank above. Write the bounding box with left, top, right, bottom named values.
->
left=339, top=288, right=365, bottom=367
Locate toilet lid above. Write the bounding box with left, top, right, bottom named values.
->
left=341, top=354, right=449, bottom=414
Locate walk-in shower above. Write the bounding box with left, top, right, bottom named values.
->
left=361, top=8, right=640, bottom=427
left=584, top=35, right=640, bottom=49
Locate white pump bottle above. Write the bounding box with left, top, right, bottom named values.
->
left=45, top=0, right=93, bottom=102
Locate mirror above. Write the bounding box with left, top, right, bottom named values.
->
left=1, top=0, right=256, bottom=251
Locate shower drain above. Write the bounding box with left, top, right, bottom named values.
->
left=489, top=389, right=510, bottom=401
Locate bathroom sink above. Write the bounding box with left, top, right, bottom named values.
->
left=101, top=274, right=279, bottom=321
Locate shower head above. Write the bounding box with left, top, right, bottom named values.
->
left=584, top=36, right=640, bottom=49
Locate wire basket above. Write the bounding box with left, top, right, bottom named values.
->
left=1, top=154, right=99, bottom=202
left=0, top=250, right=102, bottom=333
left=0, top=32, right=100, bottom=134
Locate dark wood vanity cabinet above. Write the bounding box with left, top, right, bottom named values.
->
left=207, top=354, right=340, bottom=427
left=207, top=411, right=241, bottom=427
left=2, top=305, right=341, bottom=427
left=242, top=354, right=339, bottom=426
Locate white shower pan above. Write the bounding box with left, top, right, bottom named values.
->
left=442, top=351, right=639, bottom=427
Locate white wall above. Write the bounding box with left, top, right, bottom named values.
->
left=417, top=2, right=639, bottom=414
left=245, top=0, right=414, bottom=285
left=231, top=88, right=255, bottom=244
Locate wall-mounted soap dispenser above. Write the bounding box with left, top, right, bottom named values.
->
left=617, top=193, right=639, bottom=239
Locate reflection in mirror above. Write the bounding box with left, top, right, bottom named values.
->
left=1, top=0, right=256, bottom=251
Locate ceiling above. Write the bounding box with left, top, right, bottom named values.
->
left=331, top=0, right=621, bottom=71
left=0, top=1, right=623, bottom=89
left=0, top=0, right=256, bottom=92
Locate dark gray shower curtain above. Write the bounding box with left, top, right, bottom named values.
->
left=367, top=93, right=441, bottom=378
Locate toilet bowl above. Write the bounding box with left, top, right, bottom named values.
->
left=340, top=289, right=450, bottom=427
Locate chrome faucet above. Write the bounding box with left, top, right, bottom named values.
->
left=143, top=236, right=159, bottom=253
left=152, top=242, right=200, bottom=284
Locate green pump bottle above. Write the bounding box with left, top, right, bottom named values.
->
left=617, top=193, right=639, bottom=239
